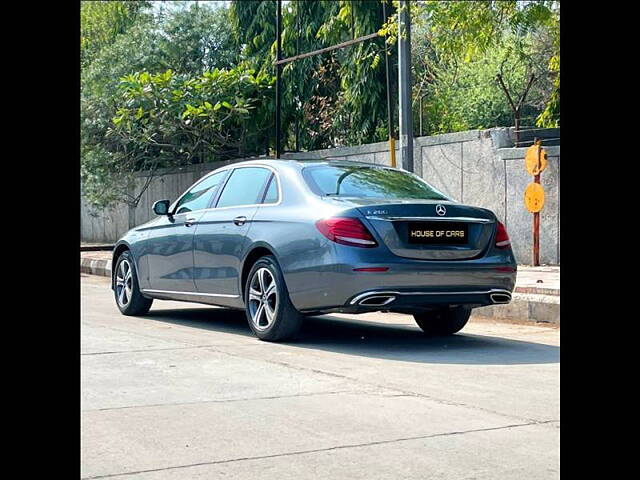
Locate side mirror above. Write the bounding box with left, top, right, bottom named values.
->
left=152, top=199, right=170, bottom=216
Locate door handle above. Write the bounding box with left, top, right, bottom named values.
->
left=185, top=217, right=197, bottom=227
left=233, top=216, right=247, bottom=226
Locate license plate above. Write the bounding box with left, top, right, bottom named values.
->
left=408, top=222, right=468, bottom=245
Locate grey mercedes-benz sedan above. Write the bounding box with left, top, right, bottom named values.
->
left=112, top=159, right=516, bottom=341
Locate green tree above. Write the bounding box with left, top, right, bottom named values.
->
left=80, top=1, right=150, bottom=67
left=82, top=3, right=246, bottom=209
left=81, top=0, right=562, bottom=212
left=229, top=0, right=391, bottom=151
left=315, top=0, right=389, bottom=147
left=280, top=0, right=342, bottom=150
left=384, top=0, right=560, bottom=130
left=157, top=5, right=239, bottom=74
left=534, top=6, right=559, bottom=127
left=82, top=66, right=275, bottom=210
left=417, top=40, right=547, bottom=134
left=230, top=0, right=276, bottom=71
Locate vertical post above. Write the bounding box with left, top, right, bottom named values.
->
left=275, top=0, right=282, bottom=158
left=532, top=138, right=541, bottom=266
left=514, top=110, right=520, bottom=147
left=532, top=183, right=540, bottom=266
left=398, top=0, right=413, bottom=172
left=382, top=0, right=395, bottom=168
left=295, top=1, right=300, bottom=152
left=350, top=0, right=355, bottom=39
left=419, top=96, right=423, bottom=137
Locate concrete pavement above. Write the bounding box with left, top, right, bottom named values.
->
left=81, top=274, right=559, bottom=479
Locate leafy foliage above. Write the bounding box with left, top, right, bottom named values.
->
left=414, top=1, right=556, bottom=63
left=230, top=0, right=276, bottom=71
left=389, top=0, right=560, bottom=133
left=81, top=1, right=560, bottom=209
left=81, top=1, right=150, bottom=67
left=535, top=6, right=560, bottom=127
left=318, top=0, right=389, bottom=146
left=230, top=0, right=390, bottom=150
left=157, top=4, right=238, bottom=74
left=82, top=65, right=274, bottom=209
left=416, top=38, right=549, bottom=134
left=82, top=3, right=247, bottom=208
left=111, top=67, right=274, bottom=164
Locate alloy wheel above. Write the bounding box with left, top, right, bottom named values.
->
left=115, top=259, right=133, bottom=308
left=248, top=267, right=278, bottom=331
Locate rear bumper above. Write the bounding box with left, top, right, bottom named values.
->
left=283, top=232, right=517, bottom=314
left=339, top=288, right=512, bottom=314
left=288, top=258, right=517, bottom=313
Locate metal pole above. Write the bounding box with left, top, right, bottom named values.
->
left=382, top=0, right=396, bottom=168
left=276, top=32, right=380, bottom=66
left=419, top=96, right=423, bottom=137
left=397, top=0, right=413, bottom=172
left=350, top=0, right=354, bottom=39
left=275, top=0, right=282, bottom=158
left=532, top=138, right=541, bottom=266
left=295, top=2, right=300, bottom=152
left=533, top=184, right=540, bottom=266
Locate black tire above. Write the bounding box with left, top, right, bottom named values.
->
left=113, top=250, right=153, bottom=316
left=413, top=307, right=471, bottom=336
left=244, top=255, right=303, bottom=342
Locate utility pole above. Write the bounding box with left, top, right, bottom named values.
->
left=275, top=0, right=282, bottom=158
left=397, top=0, right=413, bottom=172
left=382, top=0, right=396, bottom=167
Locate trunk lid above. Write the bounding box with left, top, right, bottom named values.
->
left=350, top=199, right=496, bottom=260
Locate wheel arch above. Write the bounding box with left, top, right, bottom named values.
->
left=111, top=241, right=131, bottom=290
left=240, top=243, right=280, bottom=299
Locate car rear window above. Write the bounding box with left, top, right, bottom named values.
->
left=302, top=164, right=449, bottom=200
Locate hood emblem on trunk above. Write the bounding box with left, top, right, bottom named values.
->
left=435, top=205, right=446, bottom=216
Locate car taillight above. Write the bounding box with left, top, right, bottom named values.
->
left=495, top=221, right=510, bottom=249
left=315, top=217, right=378, bottom=248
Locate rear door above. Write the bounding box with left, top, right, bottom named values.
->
left=193, top=166, right=273, bottom=297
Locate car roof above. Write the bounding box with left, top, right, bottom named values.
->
left=225, top=157, right=386, bottom=170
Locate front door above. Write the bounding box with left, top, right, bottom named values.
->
left=145, top=211, right=203, bottom=292
left=146, top=170, right=228, bottom=292
left=193, top=166, right=272, bottom=298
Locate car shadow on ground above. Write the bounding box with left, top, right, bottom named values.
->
left=141, top=307, right=559, bottom=366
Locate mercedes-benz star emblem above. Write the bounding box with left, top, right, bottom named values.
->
left=435, top=204, right=446, bottom=216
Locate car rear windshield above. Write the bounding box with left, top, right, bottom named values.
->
left=302, top=164, right=449, bottom=200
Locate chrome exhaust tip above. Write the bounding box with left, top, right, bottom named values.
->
left=359, top=295, right=397, bottom=306
left=490, top=292, right=511, bottom=304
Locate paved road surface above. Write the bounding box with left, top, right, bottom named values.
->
left=81, top=274, right=559, bottom=479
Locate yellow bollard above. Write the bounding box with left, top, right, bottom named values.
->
left=389, top=136, right=396, bottom=168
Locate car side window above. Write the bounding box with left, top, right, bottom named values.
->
left=174, top=171, right=227, bottom=214
left=216, top=167, right=271, bottom=208
left=262, top=175, right=279, bottom=204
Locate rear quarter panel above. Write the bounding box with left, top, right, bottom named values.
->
left=245, top=202, right=339, bottom=304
